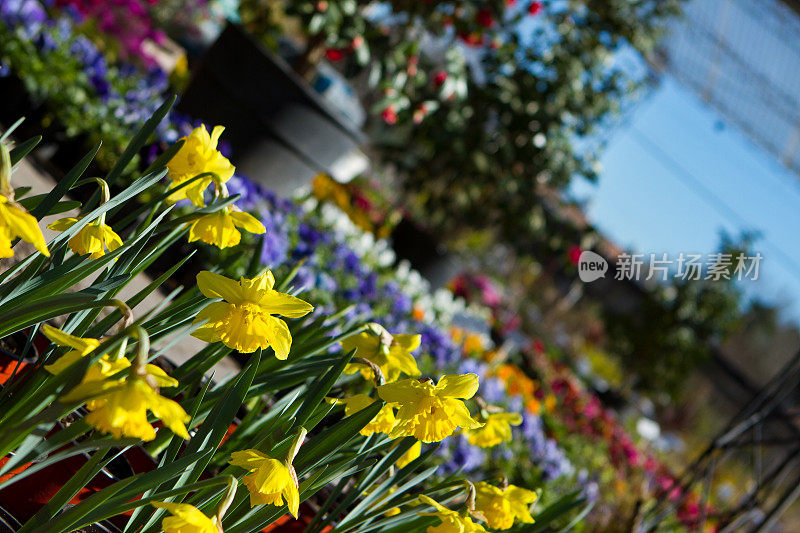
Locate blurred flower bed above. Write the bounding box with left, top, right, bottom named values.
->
left=0, top=1, right=718, bottom=530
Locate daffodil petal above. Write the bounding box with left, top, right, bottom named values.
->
left=230, top=211, right=266, bottom=234
left=436, top=373, right=479, bottom=399
left=264, top=316, right=292, bottom=360
left=377, top=378, right=426, bottom=404
left=258, top=290, right=314, bottom=318
left=196, top=271, right=243, bottom=303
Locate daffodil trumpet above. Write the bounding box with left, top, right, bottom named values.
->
left=229, top=427, right=306, bottom=515
left=47, top=178, right=123, bottom=259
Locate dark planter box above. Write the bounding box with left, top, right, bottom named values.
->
left=177, top=24, right=368, bottom=197
left=390, top=218, right=462, bottom=289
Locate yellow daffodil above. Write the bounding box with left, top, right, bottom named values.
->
left=0, top=143, right=49, bottom=258
left=331, top=394, right=396, bottom=436
left=152, top=502, right=220, bottom=533
left=41, top=324, right=133, bottom=383
left=396, top=441, right=421, bottom=469
left=474, top=482, right=538, bottom=530
left=166, top=125, right=235, bottom=207
left=192, top=270, right=313, bottom=357
left=42, top=325, right=103, bottom=374
left=466, top=412, right=523, bottom=448
left=418, top=495, right=486, bottom=533
left=61, top=366, right=189, bottom=441
left=377, top=374, right=482, bottom=443
left=0, top=194, right=49, bottom=258
left=341, top=323, right=421, bottom=382
left=229, top=449, right=300, bottom=517
left=47, top=216, right=122, bottom=259
left=188, top=207, right=265, bottom=249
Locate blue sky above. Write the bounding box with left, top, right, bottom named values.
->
left=570, top=76, right=800, bottom=323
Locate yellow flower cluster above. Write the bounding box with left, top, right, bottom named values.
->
left=167, top=124, right=265, bottom=249
left=17, top=122, right=545, bottom=533
left=416, top=481, right=539, bottom=533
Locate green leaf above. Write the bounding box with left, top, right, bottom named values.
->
left=292, top=348, right=354, bottom=428
left=17, top=195, right=82, bottom=215
left=295, top=401, right=383, bottom=473
left=17, top=447, right=132, bottom=533
left=514, top=491, right=586, bottom=532
left=31, top=144, right=99, bottom=220
left=9, top=135, right=41, bottom=165
left=0, top=294, right=118, bottom=338
left=104, top=95, right=176, bottom=187
left=48, top=450, right=213, bottom=532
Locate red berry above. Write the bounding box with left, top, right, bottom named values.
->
left=351, top=35, right=364, bottom=49
left=433, top=70, right=448, bottom=87
left=528, top=1, right=543, bottom=16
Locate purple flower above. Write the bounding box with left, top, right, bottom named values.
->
left=457, top=359, right=487, bottom=379
left=419, top=323, right=461, bottom=367
left=481, top=376, right=507, bottom=404
left=438, top=435, right=485, bottom=474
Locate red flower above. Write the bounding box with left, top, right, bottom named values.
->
left=381, top=106, right=398, bottom=125
left=458, top=32, right=484, bottom=46
left=568, top=245, right=582, bottom=265
left=476, top=8, right=494, bottom=27
left=528, top=1, right=543, bottom=15
left=432, top=70, right=448, bottom=87
left=325, top=48, right=346, bottom=62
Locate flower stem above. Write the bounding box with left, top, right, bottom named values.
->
left=353, top=357, right=385, bottom=386
left=285, top=426, right=308, bottom=464
left=215, top=475, right=238, bottom=528
left=0, top=143, right=13, bottom=199
left=92, top=178, right=111, bottom=224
